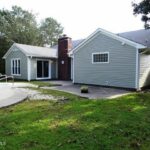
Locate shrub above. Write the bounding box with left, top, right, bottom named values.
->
left=80, top=85, right=89, bottom=93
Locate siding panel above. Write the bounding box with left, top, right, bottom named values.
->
left=74, top=32, right=137, bottom=89
left=5, top=46, right=27, bottom=80
left=30, top=58, right=37, bottom=80
left=51, top=60, right=57, bottom=79
left=139, top=54, right=150, bottom=87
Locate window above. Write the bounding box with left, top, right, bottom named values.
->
left=11, top=59, right=21, bottom=75
left=92, top=52, right=109, bottom=63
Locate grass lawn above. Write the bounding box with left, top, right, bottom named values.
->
left=30, top=81, right=61, bottom=87
left=0, top=86, right=150, bottom=150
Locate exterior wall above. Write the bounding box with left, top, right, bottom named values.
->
left=51, top=59, right=57, bottom=79
left=73, top=32, right=137, bottom=89
left=139, top=54, right=150, bottom=88
left=58, top=36, right=72, bottom=80
left=5, top=46, right=58, bottom=80
left=29, top=58, right=57, bottom=80
left=30, top=58, right=37, bottom=80
left=71, top=57, right=73, bottom=80
left=5, top=46, right=28, bottom=80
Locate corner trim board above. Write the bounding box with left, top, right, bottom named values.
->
left=72, top=55, right=75, bottom=83
left=27, top=57, right=31, bottom=81
left=135, top=48, right=140, bottom=90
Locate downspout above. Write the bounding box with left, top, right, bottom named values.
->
left=72, top=55, right=75, bottom=83
left=135, top=48, right=140, bottom=91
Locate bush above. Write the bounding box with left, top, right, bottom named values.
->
left=80, top=85, right=89, bottom=93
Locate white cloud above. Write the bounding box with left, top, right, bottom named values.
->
left=0, top=0, right=144, bottom=39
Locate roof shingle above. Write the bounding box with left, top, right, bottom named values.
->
left=118, top=29, right=150, bottom=47
left=15, top=43, right=57, bottom=58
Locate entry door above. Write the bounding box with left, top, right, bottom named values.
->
left=37, top=60, right=49, bottom=78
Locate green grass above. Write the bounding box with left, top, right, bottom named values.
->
left=29, top=81, right=55, bottom=87
left=0, top=88, right=150, bottom=150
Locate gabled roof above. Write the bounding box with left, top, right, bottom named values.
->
left=3, top=43, right=58, bottom=59
left=69, top=28, right=146, bottom=56
left=118, top=29, right=150, bottom=47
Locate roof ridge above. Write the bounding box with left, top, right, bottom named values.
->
left=15, top=43, right=53, bottom=49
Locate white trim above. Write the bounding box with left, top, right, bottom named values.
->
left=11, top=58, right=21, bottom=76
left=27, top=57, right=31, bottom=81
left=92, top=52, right=109, bottom=64
left=36, top=59, right=51, bottom=79
left=135, top=48, right=140, bottom=90
left=72, top=55, right=75, bottom=83
left=36, top=77, right=51, bottom=80
left=3, top=44, right=16, bottom=59
left=49, top=60, right=52, bottom=79
left=3, top=43, right=27, bottom=59
left=68, top=29, right=100, bottom=56
left=69, top=28, right=146, bottom=56
left=3, top=43, right=58, bottom=59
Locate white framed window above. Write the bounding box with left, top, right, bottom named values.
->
left=92, top=52, right=109, bottom=64
left=11, top=59, right=21, bottom=75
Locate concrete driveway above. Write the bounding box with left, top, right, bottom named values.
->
left=46, top=81, right=131, bottom=99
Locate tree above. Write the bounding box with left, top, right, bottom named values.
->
left=0, top=6, right=40, bottom=45
left=40, top=17, right=63, bottom=46
left=0, top=37, right=12, bottom=73
left=0, top=6, right=64, bottom=73
left=132, top=0, right=150, bottom=29
left=0, top=6, right=64, bottom=46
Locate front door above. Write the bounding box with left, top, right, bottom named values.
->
left=37, top=60, right=49, bottom=78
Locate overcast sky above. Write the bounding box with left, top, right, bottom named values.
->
left=0, top=0, right=143, bottom=40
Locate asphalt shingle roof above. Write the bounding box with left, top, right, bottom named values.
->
left=11, top=29, right=150, bottom=59
left=15, top=43, right=57, bottom=58
left=118, top=29, right=150, bottom=47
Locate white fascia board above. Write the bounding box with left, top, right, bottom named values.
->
left=97, top=28, right=146, bottom=49
left=2, top=43, right=16, bottom=59
left=72, top=55, right=75, bottom=83
left=3, top=43, right=29, bottom=59
left=71, top=28, right=146, bottom=56
left=68, top=51, right=73, bottom=57
left=72, top=29, right=100, bottom=55
left=27, top=55, right=58, bottom=59
left=15, top=44, right=29, bottom=56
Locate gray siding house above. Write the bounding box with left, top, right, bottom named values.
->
left=3, top=28, right=150, bottom=90
left=3, top=44, right=58, bottom=80
left=69, top=28, right=149, bottom=90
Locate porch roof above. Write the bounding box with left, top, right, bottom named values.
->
left=15, top=43, right=57, bottom=58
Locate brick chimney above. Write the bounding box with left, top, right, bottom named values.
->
left=58, top=35, right=72, bottom=80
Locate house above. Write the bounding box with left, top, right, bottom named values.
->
left=3, top=28, right=150, bottom=90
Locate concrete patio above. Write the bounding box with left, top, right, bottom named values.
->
left=0, top=80, right=131, bottom=108
left=45, top=80, right=131, bottom=99
left=0, top=83, right=36, bottom=108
